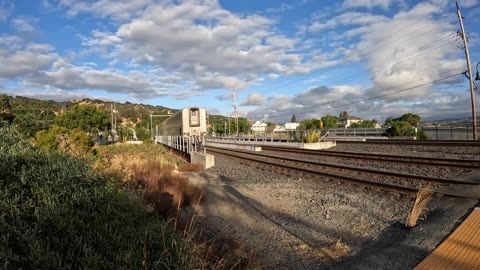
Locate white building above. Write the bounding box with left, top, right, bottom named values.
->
left=339, top=116, right=362, bottom=128
left=251, top=121, right=267, bottom=133
left=284, top=122, right=300, bottom=130
left=273, top=125, right=286, bottom=132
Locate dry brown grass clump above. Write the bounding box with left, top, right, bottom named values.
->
left=297, top=240, right=350, bottom=261
left=405, top=186, right=434, bottom=228
left=317, top=240, right=351, bottom=260
left=178, top=162, right=204, bottom=172
left=96, top=150, right=204, bottom=218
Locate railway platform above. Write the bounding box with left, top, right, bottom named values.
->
left=414, top=207, right=480, bottom=269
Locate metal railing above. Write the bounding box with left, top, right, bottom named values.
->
left=207, top=125, right=480, bottom=141
left=154, top=135, right=205, bottom=154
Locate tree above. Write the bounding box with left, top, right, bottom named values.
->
left=339, top=111, right=349, bottom=119
left=350, top=120, right=377, bottom=128
left=237, top=117, right=251, bottom=133
left=14, top=110, right=55, bottom=137
left=291, top=114, right=297, bottom=123
left=383, top=113, right=423, bottom=138
left=34, top=126, right=95, bottom=156
left=0, top=94, right=15, bottom=125
left=55, top=105, right=111, bottom=134
left=384, top=117, right=395, bottom=127
left=298, top=118, right=321, bottom=130
left=320, top=115, right=339, bottom=128
left=396, top=113, right=421, bottom=126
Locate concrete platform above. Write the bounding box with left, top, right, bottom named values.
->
left=206, top=139, right=335, bottom=150
left=205, top=141, right=262, bottom=151
left=190, top=151, right=215, bottom=169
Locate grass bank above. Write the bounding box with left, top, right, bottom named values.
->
left=0, top=127, right=199, bottom=269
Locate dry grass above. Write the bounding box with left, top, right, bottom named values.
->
left=178, top=162, right=204, bottom=172
left=405, top=186, right=434, bottom=228
left=96, top=146, right=204, bottom=218
left=296, top=240, right=350, bottom=261
left=94, top=144, right=260, bottom=269
left=315, top=240, right=351, bottom=260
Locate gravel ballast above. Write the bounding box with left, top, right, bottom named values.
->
left=184, top=143, right=480, bottom=269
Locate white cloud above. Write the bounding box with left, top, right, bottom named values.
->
left=1, top=88, right=111, bottom=102
left=342, top=0, right=403, bottom=9
left=25, top=59, right=167, bottom=98
left=0, top=39, right=55, bottom=79
left=69, top=0, right=329, bottom=93
left=11, top=16, right=38, bottom=33
left=241, top=92, right=265, bottom=106
left=44, top=0, right=153, bottom=20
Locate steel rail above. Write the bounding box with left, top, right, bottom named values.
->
left=336, top=140, right=480, bottom=146
left=259, top=146, right=480, bottom=169
left=209, top=147, right=480, bottom=185
left=207, top=148, right=480, bottom=200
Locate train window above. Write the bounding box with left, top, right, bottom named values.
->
left=190, top=108, right=200, bottom=127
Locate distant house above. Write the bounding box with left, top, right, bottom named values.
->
left=339, top=116, right=362, bottom=128
left=284, top=122, right=300, bottom=130
left=273, top=125, right=286, bottom=132
left=373, top=123, right=382, bottom=128
left=251, top=121, right=267, bottom=133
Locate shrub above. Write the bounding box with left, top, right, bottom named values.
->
left=0, top=127, right=198, bottom=269
left=416, top=130, right=429, bottom=140
left=304, top=129, right=320, bottom=143
left=34, top=126, right=95, bottom=157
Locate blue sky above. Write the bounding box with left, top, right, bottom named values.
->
left=1, top=0, right=479, bottom=122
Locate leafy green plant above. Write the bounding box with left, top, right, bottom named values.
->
left=55, top=104, right=111, bottom=134
left=0, top=126, right=199, bottom=269
left=304, top=129, right=320, bottom=143
left=34, top=126, right=95, bottom=157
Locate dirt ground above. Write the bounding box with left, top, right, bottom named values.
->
left=181, top=161, right=480, bottom=269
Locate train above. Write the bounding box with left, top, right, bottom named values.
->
left=157, top=107, right=207, bottom=138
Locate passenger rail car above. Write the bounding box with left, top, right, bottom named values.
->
left=157, top=107, right=207, bottom=138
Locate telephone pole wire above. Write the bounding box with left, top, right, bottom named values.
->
left=456, top=1, right=478, bottom=141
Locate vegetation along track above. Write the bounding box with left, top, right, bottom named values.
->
left=207, top=147, right=480, bottom=199
left=260, top=146, right=480, bottom=169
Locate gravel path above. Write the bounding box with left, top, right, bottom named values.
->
left=182, top=144, right=480, bottom=269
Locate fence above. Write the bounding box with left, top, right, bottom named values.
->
left=209, top=125, right=480, bottom=141
left=154, top=135, right=204, bottom=153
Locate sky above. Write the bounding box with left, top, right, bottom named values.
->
left=1, top=0, right=480, bottom=123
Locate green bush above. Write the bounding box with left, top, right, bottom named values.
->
left=304, top=129, right=320, bottom=143
left=34, top=126, right=95, bottom=157
left=384, top=121, right=414, bottom=137
left=416, top=130, right=429, bottom=140
left=0, top=127, right=196, bottom=269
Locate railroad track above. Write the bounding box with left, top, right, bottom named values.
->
left=335, top=140, right=480, bottom=147
left=260, top=146, right=480, bottom=169
left=207, top=147, right=480, bottom=199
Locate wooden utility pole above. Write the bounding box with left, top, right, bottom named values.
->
left=456, top=1, right=478, bottom=141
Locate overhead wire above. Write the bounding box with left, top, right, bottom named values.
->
left=264, top=20, right=457, bottom=91
left=259, top=69, right=464, bottom=121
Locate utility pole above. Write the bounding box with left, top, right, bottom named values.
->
left=456, top=1, right=478, bottom=141
left=233, top=90, right=239, bottom=135
left=150, top=114, right=153, bottom=139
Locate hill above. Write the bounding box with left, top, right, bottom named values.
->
left=4, top=94, right=247, bottom=137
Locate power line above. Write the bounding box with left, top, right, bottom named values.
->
left=265, top=22, right=457, bottom=91
left=259, top=71, right=463, bottom=121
